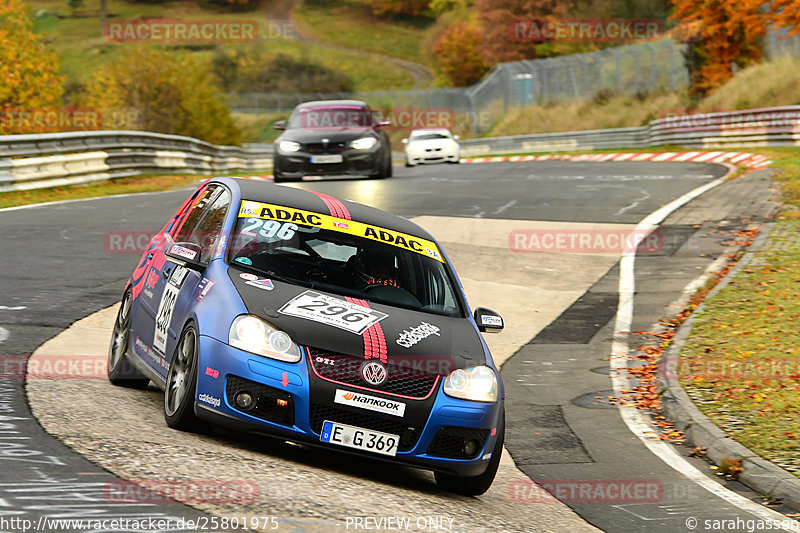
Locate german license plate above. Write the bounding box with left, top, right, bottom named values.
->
left=311, top=155, right=343, bottom=164
left=320, top=420, right=399, bottom=456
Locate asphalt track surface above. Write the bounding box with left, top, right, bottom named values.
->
left=0, top=161, right=794, bottom=532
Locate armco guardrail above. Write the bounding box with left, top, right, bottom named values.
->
left=0, top=131, right=272, bottom=192
left=459, top=105, right=800, bottom=156
left=2, top=106, right=799, bottom=191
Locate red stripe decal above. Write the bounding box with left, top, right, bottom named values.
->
left=309, top=191, right=351, bottom=220
left=346, top=297, right=387, bottom=363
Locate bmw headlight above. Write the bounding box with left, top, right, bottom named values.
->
left=278, top=140, right=301, bottom=153
left=229, top=315, right=301, bottom=363
left=443, top=366, right=498, bottom=402
left=351, top=137, right=377, bottom=150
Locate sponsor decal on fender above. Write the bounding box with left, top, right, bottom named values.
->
left=334, top=389, right=405, bottom=417
left=197, top=277, right=215, bottom=301
left=198, top=393, right=221, bottom=408
left=396, top=322, right=441, bottom=348
left=237, top=200, right=444, bottom=262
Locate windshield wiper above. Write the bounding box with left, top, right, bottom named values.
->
left=230, top=263, right=299, bottom=286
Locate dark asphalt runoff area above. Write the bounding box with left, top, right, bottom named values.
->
left=0, top=161, right=792, bottom=532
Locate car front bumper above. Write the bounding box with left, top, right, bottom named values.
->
left=194, top=335, right=503, bottom=477
left=273, top=147, right=383, bottom=178
left=406, top=148, right=459, bottom=165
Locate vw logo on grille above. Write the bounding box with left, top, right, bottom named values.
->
left=361, top=361, right=387, bottom=386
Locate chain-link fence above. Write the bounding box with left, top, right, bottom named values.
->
left=765, top=27, right=800, bottom=58
left=228, top=39, right=688, bottom=136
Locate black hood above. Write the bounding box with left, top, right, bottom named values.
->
left=229, top=267, right=485, bottom=373
left=278, top=128, right=376, bottom=144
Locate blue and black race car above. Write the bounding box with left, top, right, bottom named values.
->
left=108, top=177, right=506, bottom=495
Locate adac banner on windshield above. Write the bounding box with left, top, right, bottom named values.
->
left=238, top=201, right=444, bottom=263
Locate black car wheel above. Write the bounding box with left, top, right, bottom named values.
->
left=375, top=152, right=392, bottom=179
left=164, top=323, right=207, bottom=432
left=434, top=412, right=505, bottom=496
left=108, top=290, right=150, bottom=389
left=273, top=171, right=301, bottom=184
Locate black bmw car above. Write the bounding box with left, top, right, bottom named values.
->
left=272, top=100, right=393, bottom=183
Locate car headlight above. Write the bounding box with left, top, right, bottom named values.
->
left=443, top=365, right=498, bottom=402
left=229, top=315, right=301, bottom=363
left=351, top=137, right=377, bottom=150
left=278, top=140, right=301, bottom=153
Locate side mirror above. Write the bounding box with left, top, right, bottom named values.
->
left=274, top=120, right=287, bottom=131
left=453, top=134, right=460, bottom=140
left=166, top=242, right=205, bottom=271
left=474, top=307, right=503, bottom=333
left=401, top=138, right=408, bottom=144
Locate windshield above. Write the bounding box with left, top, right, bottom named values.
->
left=288, top=106, right=373, bottom=129
left=411, top=132, right=451, bottom=140
left=228, top=201, right=463, bottom=317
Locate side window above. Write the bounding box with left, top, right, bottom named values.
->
left=173, top=186, right=218, bottom=242
left=191, top=189, right=231, bottom=264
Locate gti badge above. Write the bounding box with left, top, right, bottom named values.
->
left=361, top=361, right=387, bottom=386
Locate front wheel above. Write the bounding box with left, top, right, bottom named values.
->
left=108, top=290, right=150, bottom=389
left=164, top=324, right=207, bottom=432
left=434, top=412, right=504, bottom=496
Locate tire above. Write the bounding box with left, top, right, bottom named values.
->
left=404, top=157, right=412, bottom=167
left=434, top=411, right=505, bottom=496
left=375, top=153, right=392, bottom=179
left=273, top=172, right=301, bottom=184
left=108, top=290, right=150, bottom=389
left=164, top=323, right=207, bottom=432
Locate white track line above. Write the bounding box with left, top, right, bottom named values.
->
left=0, top=187, right=199, bottom=213
left=610, top=169, right=795, bottom=527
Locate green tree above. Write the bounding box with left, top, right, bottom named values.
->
left=0, top=0, right=64, bottom=133
left=86, top=48, right=240, bottom=145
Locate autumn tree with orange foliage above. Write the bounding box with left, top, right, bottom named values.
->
left=769, top=0, right=800, bottom=35
left=474, top=0, right=571, bottom=64
left=670, top=0, right=766, bottom=96
left=0, top=0, right=64, bottom=134
left=432, top=20, right=490, bottom=87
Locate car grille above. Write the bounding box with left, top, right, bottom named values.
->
left=226, top=375, right=294, bottom=427
left=307, top=348, right=440, bottom=399
left=309, top=403, right=421, bottom=452
left=427, top=427, right=490, bottom=459
left=306, top=142, right=346, bottom=154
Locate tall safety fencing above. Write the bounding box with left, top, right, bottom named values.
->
left=458, top=105, right=800, bottom=156
left=228, top=39, right=688, bottom=136
left=0, top=131, right=272, bottom=193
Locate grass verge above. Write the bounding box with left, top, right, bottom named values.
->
left=0, top=174, right=213, bottom=210
left=678, top=147, right=800, bottom=477
left=294, top=0, right=433, bottom=67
